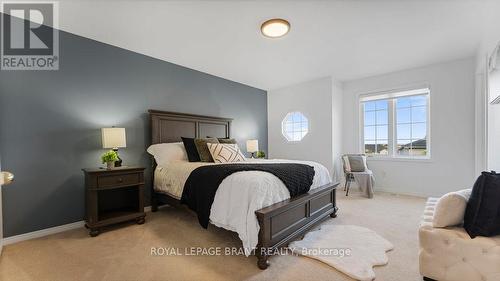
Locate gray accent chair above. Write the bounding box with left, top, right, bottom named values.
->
left=341, top=154, right=371, bottom=197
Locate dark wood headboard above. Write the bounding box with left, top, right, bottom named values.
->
left=149, top=110, right=232, bottom=144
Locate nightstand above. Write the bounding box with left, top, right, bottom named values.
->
left=83, top=167, right=146, bottom=237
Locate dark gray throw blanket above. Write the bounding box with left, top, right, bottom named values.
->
left=180, top=163, right=315, bottom=228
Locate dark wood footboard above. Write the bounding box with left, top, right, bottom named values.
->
left=254, top=182, right=339, bottom=269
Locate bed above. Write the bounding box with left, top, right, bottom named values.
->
left=149, top=109, right=339, bottom=269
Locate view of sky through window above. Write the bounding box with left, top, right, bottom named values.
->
left=364, top=100, right=389, bottom=155
left=363, top=92, right=428, bottom=157
left=282, top=112, right=308, bottom=141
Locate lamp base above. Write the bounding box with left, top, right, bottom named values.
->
left=250, top=152, right=256, bottom=158
left=113, top=148, right=123, bottom=167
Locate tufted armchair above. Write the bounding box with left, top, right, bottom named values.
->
left=419, top=197, right=500, bottom=281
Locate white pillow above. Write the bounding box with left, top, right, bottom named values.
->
left=147, top=142, right=188, bottom=166
left=207, top=143, right=246, bottom=163
left=432, top=188, right=472, bottom=228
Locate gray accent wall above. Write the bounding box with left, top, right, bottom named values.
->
left=0, top=29, right=267, bottom=237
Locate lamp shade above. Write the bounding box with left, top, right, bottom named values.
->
left=246, top=140, right=259, bottom=153
left=101, top=128, right=126, bottom=149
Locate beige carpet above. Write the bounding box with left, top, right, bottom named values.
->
left=0, top=191, right=425, bottom=281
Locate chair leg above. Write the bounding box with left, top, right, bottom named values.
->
left=345, top=179, right=350, bottom=196
left=343, top=178, right=348, bottom=191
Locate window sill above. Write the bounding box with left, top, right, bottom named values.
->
left=366, top=156, right=432, bottom=163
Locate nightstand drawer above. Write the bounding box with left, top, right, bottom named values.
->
left=97, top=173, right=140, bottom=188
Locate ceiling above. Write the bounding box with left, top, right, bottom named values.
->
left=46, top=1, right=500, bottom=89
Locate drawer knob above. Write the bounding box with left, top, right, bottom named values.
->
left=117, top=178, right=123, bottom=183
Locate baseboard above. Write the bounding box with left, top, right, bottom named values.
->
left=3, top=221, right=85, bottom=246
left=3, top=205, right=165, bottom=246
left=144, top=204, right=168, bottom=212
left=339, top=182, right=429, bottom=198
left=374, top=187, right=428, bottom=198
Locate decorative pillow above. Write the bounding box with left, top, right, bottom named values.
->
left=218, top=138, right=237, bottom=144
left=207, top=143, right=246, bottom=163
left=348, top=155, right=367, bottom=172
left=194, top=138, right=220, bottom=162
left=181, top=137, right=201, bottom=162
left=432, top=189, right=472, bottom=228
left=147, top=142, right=188, bottom=166
left=464, top=171, right=500, bottom=238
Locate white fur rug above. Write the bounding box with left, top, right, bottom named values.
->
left=289, top=225, right=394, bottom=281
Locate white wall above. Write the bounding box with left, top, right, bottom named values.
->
left=475, top=39, right=497, bottom=175
left=342, top=58, right=477, bottom=197
left=480, top=37, right=500, bottom=172
left=488, top=70, right=500, bottom=171
left=332, top=79, right=344, bottom=182
left=268, top=77, right=339, bottom=178
left=474, top=7, right=500, bottom=174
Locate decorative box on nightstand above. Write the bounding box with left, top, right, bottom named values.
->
left=83, top=166, right=146, bottom=237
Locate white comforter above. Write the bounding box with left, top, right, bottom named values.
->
left=154, top=159, right=332, bottom=255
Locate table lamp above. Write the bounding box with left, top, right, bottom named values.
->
left=101, top=127, right=126, bottom=167
left=246, top=139, right=259, bottom=158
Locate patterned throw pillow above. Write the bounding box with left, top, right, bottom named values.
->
left=207, top=143, right=246, bottom=163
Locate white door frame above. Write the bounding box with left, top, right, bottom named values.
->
left=0, top=182, right=3, bottom=256
left=0, top=168, right=12, bottom=255
left=0, top=170, right=4, bottom=255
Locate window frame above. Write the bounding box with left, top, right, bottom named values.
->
left=359, top=87, right=431, bottom=160
left=281, top=111, right=309, bottom=142
left=362, top=99, right=391, bottom=155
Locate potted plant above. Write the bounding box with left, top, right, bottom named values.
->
left=256, top=151, right=266, bottom=159
left=101, top=150, right=119, bottom=170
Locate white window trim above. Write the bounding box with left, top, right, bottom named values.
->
left=359, top=87, right=431, bottom=160
left=281, top=111, right=309, bottom=142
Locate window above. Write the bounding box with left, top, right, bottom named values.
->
left=282, top=111, right=308, bottom=141
left=360, top=88, right=430, bottom=158
left=395, top=95, right=428, bottom=156
left=363, top=100, right=389, bottom=155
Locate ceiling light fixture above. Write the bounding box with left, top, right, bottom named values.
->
left=261, top=18, right=290, bottom=38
